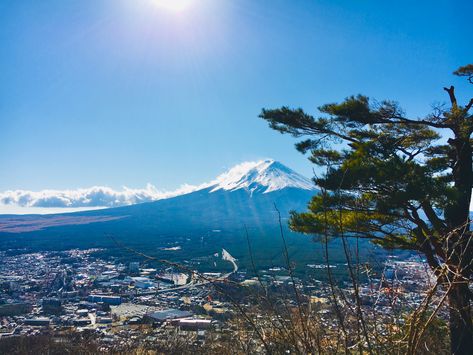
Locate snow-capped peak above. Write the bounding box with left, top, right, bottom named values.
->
left=208, top=159, right=315, bottom=194
left=0, top=160, right=316, bottom=214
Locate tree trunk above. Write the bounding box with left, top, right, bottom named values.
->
left=445, top=136, right=472, bottom=231
left=448, top=279, right=473, bottom=354
left=444, top=127, right=473, bottom=354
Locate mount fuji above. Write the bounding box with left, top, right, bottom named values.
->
left=0, top=161, right=366, bottom=269
left=0, top=160, right=316, bottom=233
left=206, top=159, right=315, bottom=194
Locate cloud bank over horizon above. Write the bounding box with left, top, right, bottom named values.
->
left=0, top=160, right=273, bottom=212
left=0, top=183, right=203, bottom=210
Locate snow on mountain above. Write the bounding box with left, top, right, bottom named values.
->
left=0, top=160, right=315, bottom=214
left=208, top=160, right=315, bottom=194
left=0, top=160, right=318, bottom=233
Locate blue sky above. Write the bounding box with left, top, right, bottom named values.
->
left=1, top=0, right=472, bottom=200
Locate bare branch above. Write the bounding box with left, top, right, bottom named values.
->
left=443, top=85, right=458, bottom=108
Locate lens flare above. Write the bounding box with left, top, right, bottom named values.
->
left=151, top=0, right=193, bottom=12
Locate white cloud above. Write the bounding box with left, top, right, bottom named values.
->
left=0, top=183, right=204, bottom=210
left=0, top=161, right=270, bottom=211
left=0, top=159, right=312, bottom=214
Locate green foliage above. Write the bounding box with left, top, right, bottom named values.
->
left=260, top=65, right=473, bottom=256
left=261, top=64, right=473, bottom=353
left=454, top=64, right=473, bottom=84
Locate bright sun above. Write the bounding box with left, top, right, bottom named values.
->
left=152, top=0, right=193, bottom=12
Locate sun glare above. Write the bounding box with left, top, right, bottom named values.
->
left=151, top=0, right=193, bottom=12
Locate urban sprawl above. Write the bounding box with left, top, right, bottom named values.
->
left=0, top=248, right=435, bottom=352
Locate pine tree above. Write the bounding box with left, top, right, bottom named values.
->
left=260, top=66, right=473, bottom=354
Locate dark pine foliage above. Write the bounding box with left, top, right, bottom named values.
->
left=260, top=66, right=473, bottom=354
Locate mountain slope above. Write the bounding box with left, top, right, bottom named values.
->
left=0, top=160, right=315, bottom=233
left=0, top=160, right=384, bottom=271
